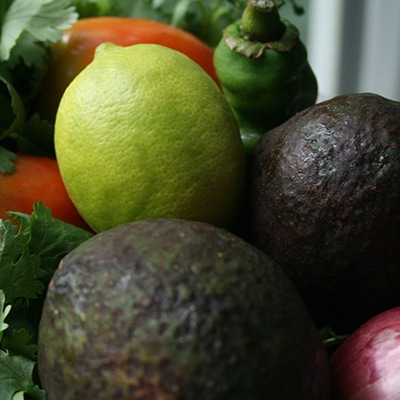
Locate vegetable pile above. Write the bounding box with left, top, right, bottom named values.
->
left=1, top=0, right=400, bottom=398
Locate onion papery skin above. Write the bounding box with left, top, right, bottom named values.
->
left=330, top=306, right=400, bottom=399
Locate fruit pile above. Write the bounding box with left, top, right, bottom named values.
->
left=1, top=1, right=400, bottom=399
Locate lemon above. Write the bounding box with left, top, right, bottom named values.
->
left=55, top=43, right=245, bottom=232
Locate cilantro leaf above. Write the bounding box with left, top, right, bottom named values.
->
left=0, top=0, right=78, bottom=156
left=0, top=0, right=78, bottom=62
left=71, top=0, right=117, bottom=17
left=127, top=0, right=246, bottom=47
left=69, top=0, right=246, bottom=47
left=11, top=114, right=55, bottom=157
left=10, top=202, right=94, bottom=281
left=0, top=220, right=44, bottom=303
left=0, top=203, right=93, bottom=398
left=6, top=32, right=49, bottom=71
left=0, top=202, right=93, bottom=319
left=2, top=328, right=38, bottom=361
left=0, top=350, right=45, bottom=400
left=0, top=63, right=25, bottom=141
left=0, top=291, right=12, bottom=341
left=0, top=147, right=17, bottom=174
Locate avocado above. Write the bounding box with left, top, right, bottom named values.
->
left=38, top=218, right=329, bottom=399
left=244, top=92, right=400, bottom=331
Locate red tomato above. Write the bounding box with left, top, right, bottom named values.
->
left=34, top=17, right=220, bottom=123
left=0, top=154, right=92, bottom=231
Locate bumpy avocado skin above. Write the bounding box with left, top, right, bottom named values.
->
left=245, top=93, right=400, bottom=331
left=38, top=218, right=329, bottom=399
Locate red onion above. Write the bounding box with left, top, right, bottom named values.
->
left=330, top=306, right=400, bottom=399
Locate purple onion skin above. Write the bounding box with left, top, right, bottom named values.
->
left=330, top=307, right=400, bottom=399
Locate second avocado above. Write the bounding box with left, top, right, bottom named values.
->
left=38, top=218, right=329, bottom=399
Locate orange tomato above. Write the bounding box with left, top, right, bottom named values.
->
left=0, top=154, right=92, bottom=231
left=35, top=17, right=220, bottom=123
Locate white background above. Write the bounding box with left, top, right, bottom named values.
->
left=281, top=0, right=400, bottom=101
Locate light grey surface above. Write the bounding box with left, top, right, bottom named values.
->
left=281, top=0, right=400, bottom=101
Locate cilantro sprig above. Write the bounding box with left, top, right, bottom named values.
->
left=71, top=0, right=247, bottom=48
left=0, top=203, right=93, bottom=399
left=0, top=0, right=77, bottom=62
left=0, top=0, right=78, bottom=171
left=70, top=0, right=304, bottom=48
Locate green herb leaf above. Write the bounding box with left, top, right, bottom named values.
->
left=0, top=202, right=93, bottom=311
left=0, top=147, right=17, bottom=174
left=2, top=328, right=38, bottom=360
left=0, top=0, right=78, bottom=154
left=74, top=0, right=247, bottom=48
left=0, top=220, right=44, bottom=303
left=12, top=114, right=55, bottom=157
left=0, top=350, right=45, bottom=400
left=4, top=203, right=93, bottom=288
left=128, top=0, right=246, bottom=47
left=0, top=291, right=12, bottom=340
left=0, top=0, right=78, bottom=62
left=0, top=203, right=94, bottom=397
left=1, top=299, right=44, bottom=373
left=12, top=391, right=24, bottom=400
left=10, top=202, right=94, bottom=281
left=0, top=64, right=25, bottom=141
left=71, top=0, right=117, bottom=17
left=6, top=32, right=49, bottom=72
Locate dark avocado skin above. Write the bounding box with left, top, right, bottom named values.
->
left=38, top=218, right=330, bottom=399
left=245, top=93, right=400, bottom=331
